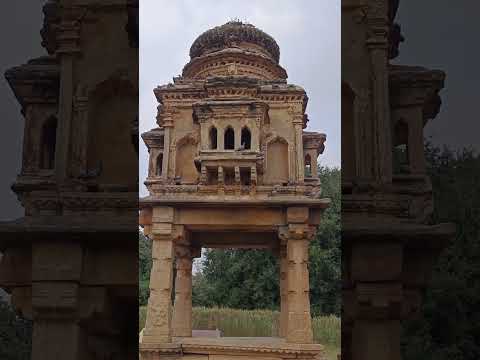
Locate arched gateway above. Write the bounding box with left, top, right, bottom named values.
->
left=140, top=21, right=328, bottom=360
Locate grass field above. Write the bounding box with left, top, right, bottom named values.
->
left=139, top=306, right=340, bottom=358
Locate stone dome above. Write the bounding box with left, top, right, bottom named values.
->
left=189, top=21, right=281, bottom=64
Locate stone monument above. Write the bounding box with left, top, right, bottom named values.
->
left=139, top=21, right=330, bottom=360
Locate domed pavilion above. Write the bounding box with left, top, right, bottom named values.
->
left=139, top=21, right=329, bottom=360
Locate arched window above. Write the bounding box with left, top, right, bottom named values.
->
left=40, top=116, right=57, bottom=170
left=393, top=120, right=409, bottom=173
left=156, top=153, right=163, bottom=176
left=224, top=127, right=235, bottom=150
left=241, top=127, right=251, bottom=150
left=305, top=154, right=312, bottom=177
left=209, top=126, right=218, bottom=149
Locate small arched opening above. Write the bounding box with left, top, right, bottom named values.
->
left=40, top=116, right=57, bottom=170
left=393, top=120, right=409, bottom=173
left=209, top=126, right=218, bottom=150
left=224, top=127, right=235, bottom=150
left=305, top=154, right=312, bottom=177
left=156, top=153, right=163, bottom=176
left=241, top=127, right=251, bottom=150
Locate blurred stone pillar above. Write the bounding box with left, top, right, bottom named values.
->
left=142, top=220, right=184, bottom=345
left=172, top=245, right=193, bottom=337
left=279, top=244, right=288, bottom=338
left=279, top=220, right=315, bottom=344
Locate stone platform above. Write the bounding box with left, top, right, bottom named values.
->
left=140, top=337, right=325, bottom=360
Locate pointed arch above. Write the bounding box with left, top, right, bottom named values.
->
left=156, top=153, right=163, bottom=176
left=241, top=126, right=251, bottom=150
left=305, top=153, right=312, bottom=177
left=393, top=119, right=409, bottom=173
left=224, top=126, right=235, bottom=150
left=209, top=126, right=218, bottom=149
left=40, top=116, right=57, bottom=170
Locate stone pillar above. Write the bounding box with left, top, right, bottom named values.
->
left=366, top=1, right=393, bottom=185
left=294, top=122, right=305, bottom=183
left=172, top=245, right=193, bottom=337
left=142, top=223, right=184, bottom=345
left=55, top=17, right=81, bottom=183
left=30, top=240, right=86, bottom=360
left=162, top=122, right=172, bottom=180
left=32, top=311, right=83, bottom=360
left=279, top=222, right=315, bottom=344
left=348, top=241, right=404, bottom=360
left=352, top=318, right=402, bottom=360
left=279, top=245, right=288, bottom=338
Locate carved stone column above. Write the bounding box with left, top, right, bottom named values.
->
left=366, top=0, right=393, bottom=184
left=162, top=120, right=172, bottom=180
left=142, top=223, right=184, bottom=345
left=294, top=122, right=305, bottom=183
left=72, top=85, right=89, bottom=177
left=278, top=244, right=288, bottom=338
left=55, top=16, right=81, bottom=184
left=172, top=245, right=193, bottom=337
left=279, top=222, right=315, bottom=344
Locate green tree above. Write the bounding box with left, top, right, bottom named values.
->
left=139, top=231, right=152, bottom=306
left=402, top=144, right=480, bottom=360
left=309, top=166, right=341, bottom=316
left=0, top=299, right=32, bottom=360
left=196, top=249, right=280, bottom=310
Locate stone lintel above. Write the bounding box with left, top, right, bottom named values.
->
left=152, top=206, right=174, bottom=223
left=351, top=241, right=403, bottom=281
left=286, top=207, right=309, bottom=224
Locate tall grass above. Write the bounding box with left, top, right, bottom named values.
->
left=139, top=306, right=340, bottom=347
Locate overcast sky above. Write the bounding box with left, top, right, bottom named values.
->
left=395, top=1, right=480, bottom=152
left=139, top=0, right=341, bottom=195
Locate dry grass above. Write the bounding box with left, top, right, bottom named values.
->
left=139, top=306, right=340, bottom=347
left=139, top=306, right=340, bottom=359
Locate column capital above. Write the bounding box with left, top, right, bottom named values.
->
left=152, top=224, right=185, bottom=243
left=278, top=224, right=316, bottom=243
left=175, top=244, right=194, bottom=272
